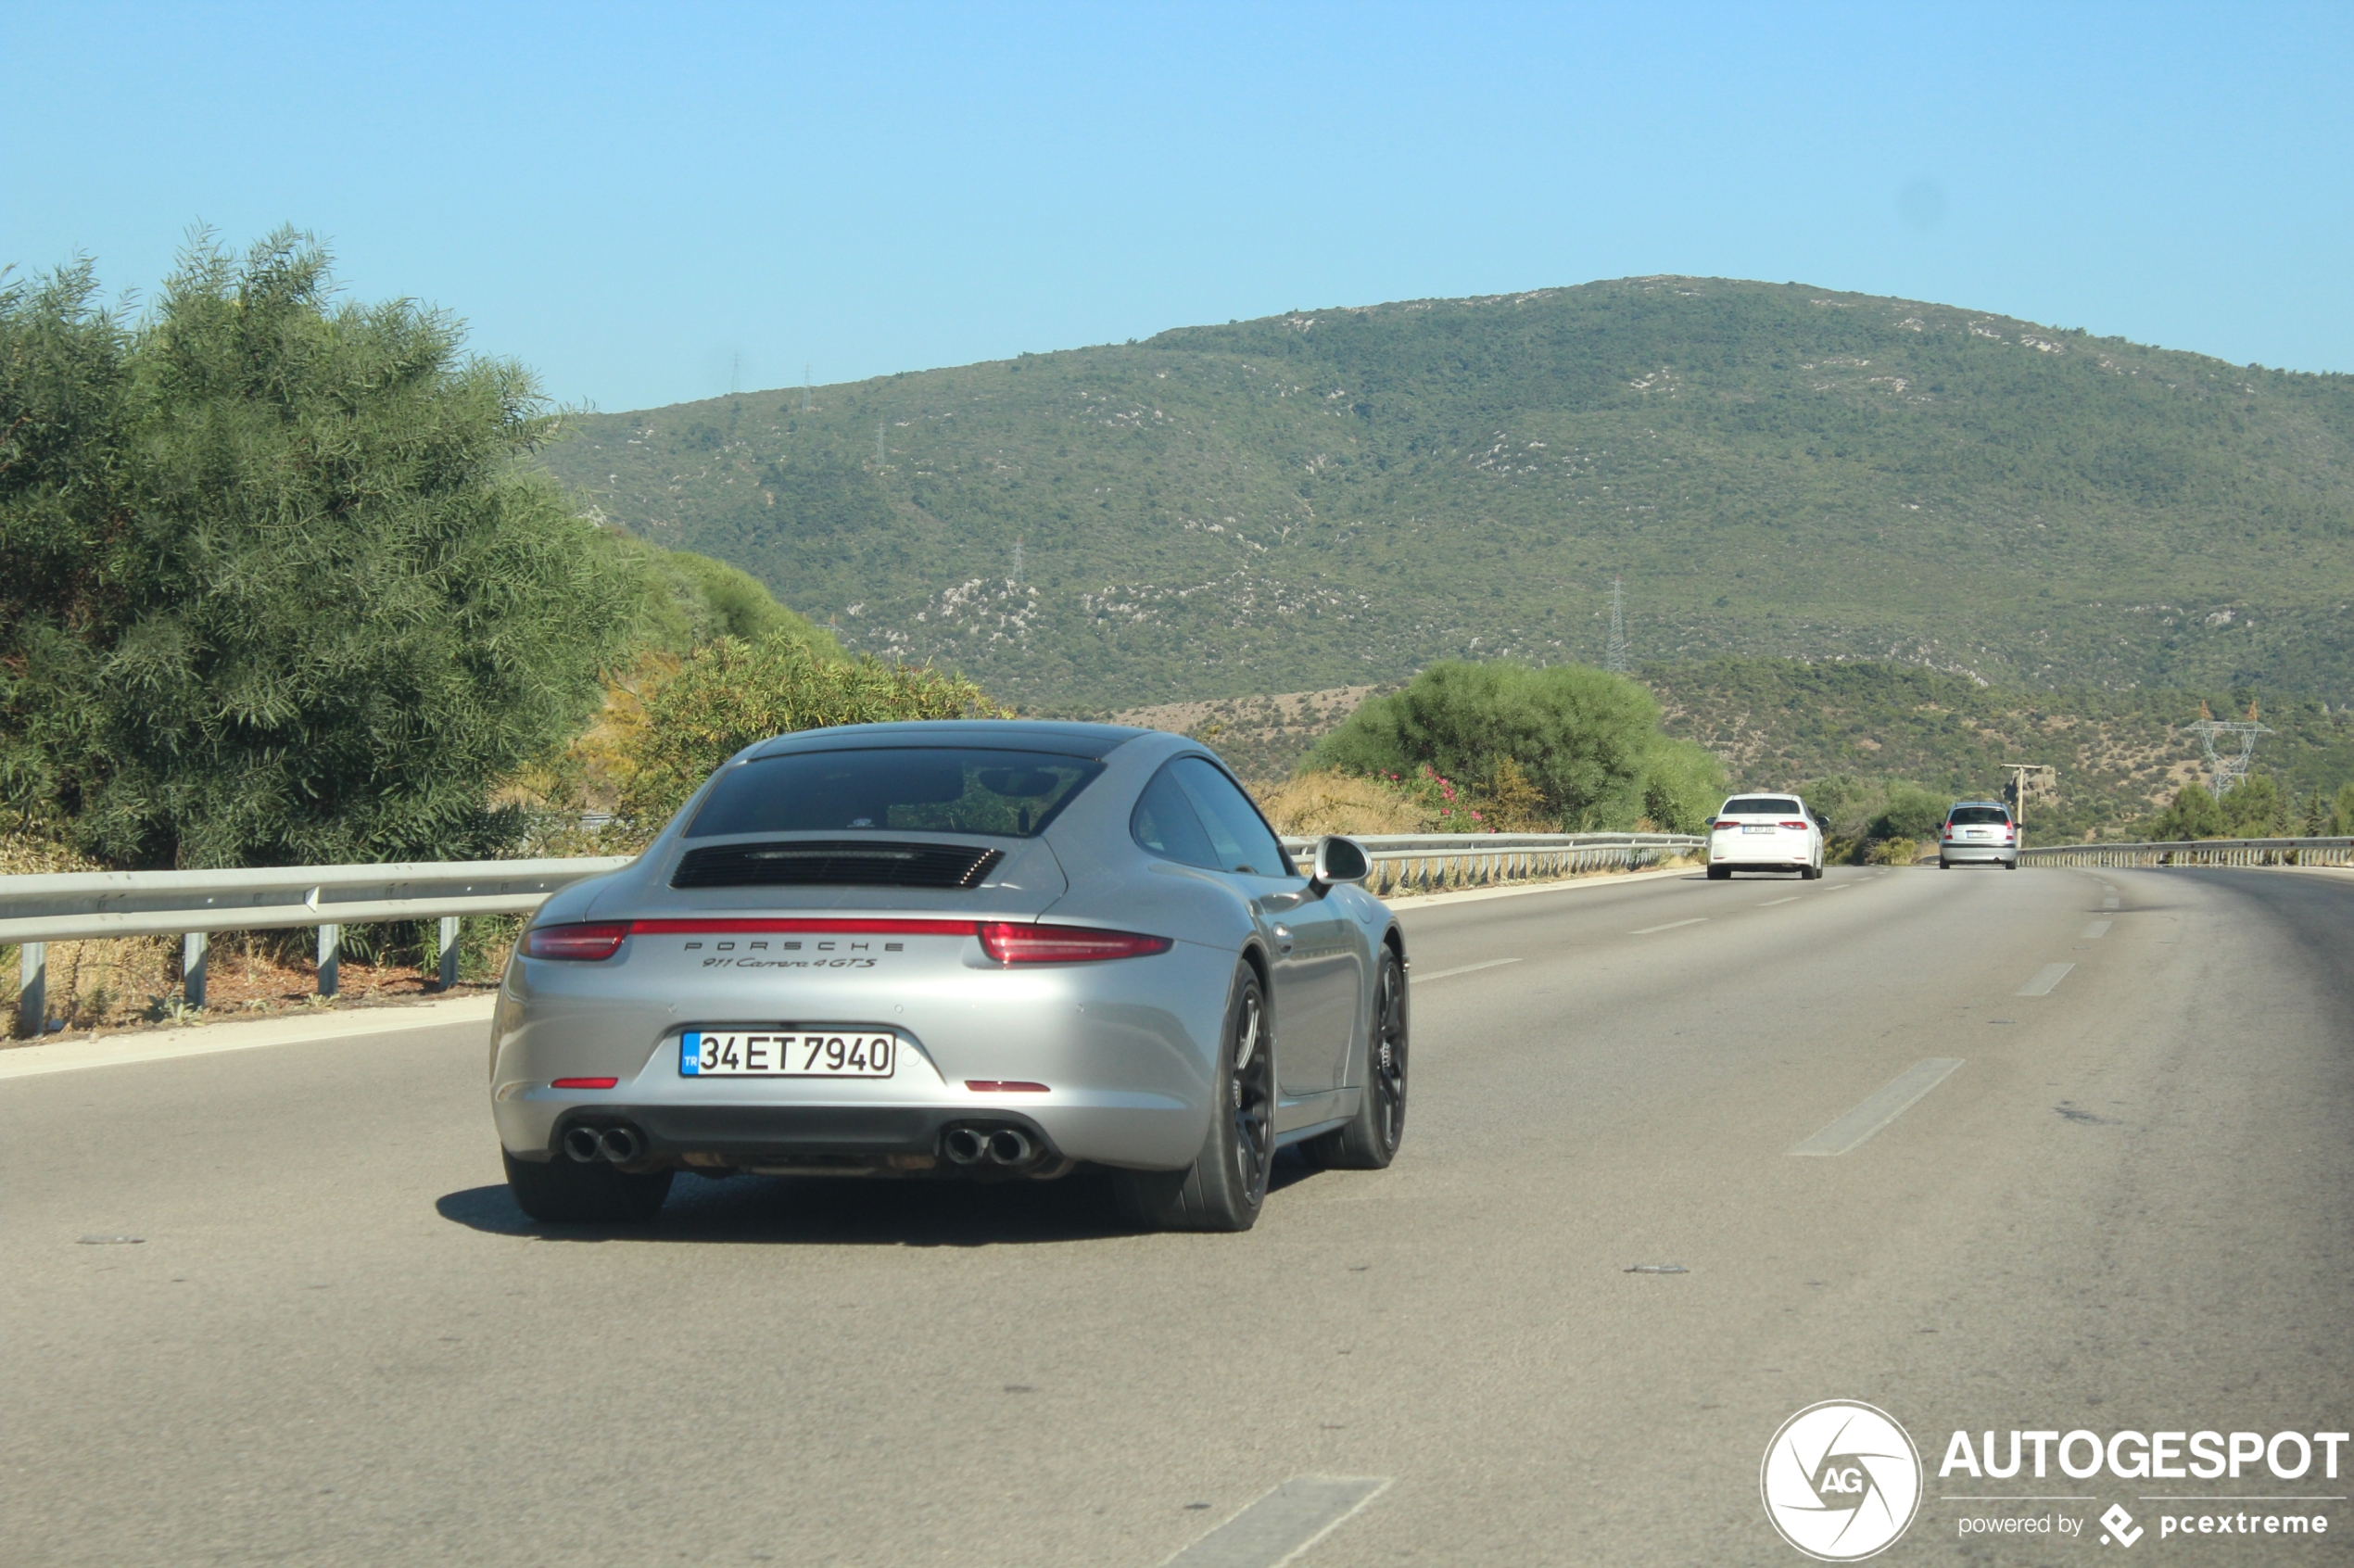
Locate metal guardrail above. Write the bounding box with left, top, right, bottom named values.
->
left=1282, top=831, right=1702, bottom=897
left=3, top=831, right=1703, bottom=1036
left=2018, top=837, right=2354, bottom=869
left=4, top=857, right=632, bottom=1033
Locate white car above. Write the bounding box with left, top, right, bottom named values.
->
left=1706, top=794, right=1826, bottom=880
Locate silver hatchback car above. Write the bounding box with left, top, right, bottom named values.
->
left=489, top=722, right=1408, bottom=1232
left=1938, top=801, right=2019, bottom=868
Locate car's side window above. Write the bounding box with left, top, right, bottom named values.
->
left=1132, top=764, right=1221, bottom=868
left=1169, top=758, right=1291, bottom=878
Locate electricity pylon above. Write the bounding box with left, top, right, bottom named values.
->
left=1605, top=577, right=1627, bottom=673
left=2185, top=700, right=2272, bottom=795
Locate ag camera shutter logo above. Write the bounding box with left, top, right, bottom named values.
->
left=1762, top=1400, right=1924, bottom=1560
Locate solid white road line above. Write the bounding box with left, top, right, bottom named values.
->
left=1789, top=1059, right=1966, bottom=1157
left=2017, top=963, right=2077, bottom=997
left=1629, top=918, right=1707, bottom=935
left=1160, top=1476, right=1391, bottom=1568
left=1411, top=958, right=1522, bottom=984
left=2081, top=920, right=2112, bottom=940
left=0, top=994, right=497, bottom=1081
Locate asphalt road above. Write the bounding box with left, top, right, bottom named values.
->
left=6, top=865, right=2351, bottom=1566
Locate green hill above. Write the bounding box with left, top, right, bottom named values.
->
left=542, top=277, right=2354, bottom=710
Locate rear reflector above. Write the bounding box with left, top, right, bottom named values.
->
left=523, top=922, right=628, bottom=961
left=965, top=1081, right=1050, bottom=1094
left=977, top=922, right=1172, bottom=964
left=551, top=1077, right=619, bottom=1090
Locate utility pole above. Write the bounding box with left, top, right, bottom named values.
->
left=729, top=352, right=740, bottom=396
left=1011, top=536, right=1023, bottom=586
left=2185, top=700, right=2272, bottom=796
left=1605, top=577, right=1627, bottom=673
left=2000, top=764, right=2057, bottom=830
left=876, top=422, right=886, bottom=467
left=803, top=363, right=813, bottom=412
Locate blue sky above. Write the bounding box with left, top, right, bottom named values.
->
left=6, top=2, right=2348, bottom=411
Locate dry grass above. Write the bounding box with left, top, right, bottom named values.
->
left=2, top=828, right=500, bottom=1040
left=1253, top=773, right=1428, bottom=837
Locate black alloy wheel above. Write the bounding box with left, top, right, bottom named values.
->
left=1304, top=945, right=1408, bottom=1170
left=1113, top=963, right=1274, bottom=1231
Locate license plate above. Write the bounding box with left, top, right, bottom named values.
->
left=1966, top=830, right=1989, bottom=838
left=678, top=1030, right=897, bottom=1078
left=1742, top=824, right=1774, bottom=834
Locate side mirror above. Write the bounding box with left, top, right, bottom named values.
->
left=1310, top=834, right=1372, bottom=890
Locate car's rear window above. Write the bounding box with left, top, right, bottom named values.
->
left=1947, top=805, right=2011, bottom=826
left=1722, top=797, right=1803, bottom=816
left=686, top=749, right=1105, bottom=839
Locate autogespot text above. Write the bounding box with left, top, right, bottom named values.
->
left=1940, top=1428, right=2348, bottom=1481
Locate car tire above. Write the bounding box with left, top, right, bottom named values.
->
left=1939, top=858, right=1951, bottom=870
left=1302, top=946, right=1407, bottom=1171
left=1706, top=866, right=1731, bottom=880
left=503, top=1147, right=674, bottom=1224
left=1112, top=963, right=1274, bottom=1233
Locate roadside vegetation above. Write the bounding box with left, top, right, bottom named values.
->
left=0, top=235, right=1006, bottom=1031
left=1269, top=661, right=1725, bottom=837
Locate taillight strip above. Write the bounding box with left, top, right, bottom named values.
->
left=626, top=917, right=981, bottom=937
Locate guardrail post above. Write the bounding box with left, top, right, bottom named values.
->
left=16, top=942, right=45, bottom=1037
left=182, top=932, right=207, bottom=1009
left=317, top=923, right=339, bottom=998
left=437, top=916, right=461, bottom=991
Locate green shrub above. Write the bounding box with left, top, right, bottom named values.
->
left=1867, top=783, right=1948, bottom=845
left=0, top=234, right=633, bottom=867
left=1308, top=661, right=1660, bottom=829
left=2147, top=782, right=2228, bottom=841
left=615, top=636, right=1009, bottom=827
left=1638, top=737, right=1728, bottom=835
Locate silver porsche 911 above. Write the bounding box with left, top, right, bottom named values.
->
left=488, top=721, right=1408, bottom=1231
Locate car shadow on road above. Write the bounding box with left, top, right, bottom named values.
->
left=437, top=1153, right=1325, bottom=1247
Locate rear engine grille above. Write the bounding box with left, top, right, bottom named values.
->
left=671, top=840, right=1003, bottom=891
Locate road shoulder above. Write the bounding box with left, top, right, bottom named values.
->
left=0, top=993, right=497, bottom=1081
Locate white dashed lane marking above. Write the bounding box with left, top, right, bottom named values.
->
left=1411, top=958, right=1520, bottom=984
left=1757, top=897, right=1801, bottom=907
left=2017, top=963, right=2076, bottom=997
left=1790, top=1059, right=1966, bottom=1157
left=1630, top=918, right=1707, bottom=935
left=1160, top=1476, right=1391, bottom=1568
left=2081, top=921, right=2112, bottom=940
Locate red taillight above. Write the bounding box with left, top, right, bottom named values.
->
left=1713, top=819, right=1740, bottom=830
left=551, top=1076, right=618, bottom=1090
left=626, top=917, right=981, bottom=937
left=976, top=922, right=1172, bottom=964
left=1778, top=820, right=1807, bottom=829
left=966, top=1080, right=1050, bottom=1093
left=523, top=922, right=628, bottom=961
